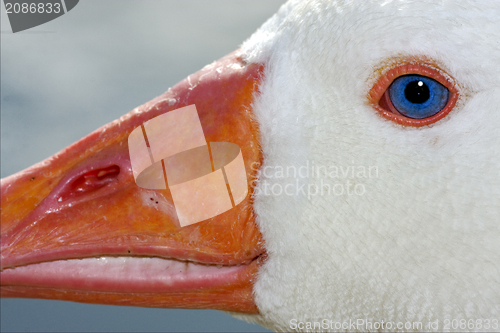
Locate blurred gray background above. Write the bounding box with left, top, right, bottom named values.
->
left=0, top=1, right=285, bottom=331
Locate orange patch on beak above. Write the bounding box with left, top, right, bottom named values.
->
left=1, top=51, right=265, bottom=313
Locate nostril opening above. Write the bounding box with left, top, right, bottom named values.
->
left=60, top=165, right=120, bottom=201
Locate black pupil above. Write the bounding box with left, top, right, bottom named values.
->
left=404, top=80, right=430, bottom=104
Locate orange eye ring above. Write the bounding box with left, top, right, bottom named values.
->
left=368, top=63, right=459, bottom=127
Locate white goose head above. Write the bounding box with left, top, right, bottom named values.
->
left=1, top=1, right=499, bottom=332
left=237, top=0, right=500, bottom=330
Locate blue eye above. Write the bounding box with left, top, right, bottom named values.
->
left=388, top=75, right=449, bottom=119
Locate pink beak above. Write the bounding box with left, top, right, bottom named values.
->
left=1, top=50, right=266, bottom=314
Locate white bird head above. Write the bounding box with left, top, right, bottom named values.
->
left=237, top=0, right=500, bottom=330
left=1, top=1, right=499, bottom=332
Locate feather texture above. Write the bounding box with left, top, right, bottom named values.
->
left=236, top=0, right=500, bottom=331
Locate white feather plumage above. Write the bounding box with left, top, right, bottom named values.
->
left=235, top=0, right=500, bottom=331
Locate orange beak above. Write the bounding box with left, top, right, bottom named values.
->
left=0, top=51, right=265, bottom=314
